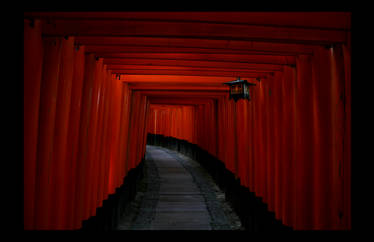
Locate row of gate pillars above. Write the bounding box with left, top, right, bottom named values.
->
left=147, top=133, right=293, bottom=231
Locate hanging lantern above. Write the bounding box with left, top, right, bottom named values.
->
left=224, top=77, right=256, bottom=102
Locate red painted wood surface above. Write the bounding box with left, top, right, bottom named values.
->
left=34, top=37, right=63, bottom=229
left=24, top=19, right=44, bottom=230
left=93, top=63, right=107, bottom=209
left=74, top=53, right=96, bottom=225
left=65, top=44, right=86, bottom=229
left=342, top=41, right=351, bottom=230
left=49, top=36, right=75, bottom=229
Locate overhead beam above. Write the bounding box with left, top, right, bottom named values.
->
left=120, top=75, right=259, bottom=84
left=150, top=104, right=197, bottom=108
left=77, top=37, right=315, bottom=53
left=130, top=85, right=229, bottom=91
left=129, top=82, right=229, bottom=87
left=105, top=64, right=273, bottom=73
left=105, top=59, right=282, bottom=70
left=79, top=39, right=317, bottom=55
left=112, top=69, right=268, bottom=78
left=150, top=105, right=201, bottom=108
left=149, top=98, right=216, bottom=105
left=86, top=46, right=310, bottom=56
left=25, top=12, right=351, bottom=30
left=149, top=99, right=213, bottom=108
left=93, top=53, right=296, bottom=65
left=139, top=90, right=227, bottom=98
left=41, top=19, right=348, bottom=44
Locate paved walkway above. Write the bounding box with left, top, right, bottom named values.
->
left=117, top=145, right=243, bottom=230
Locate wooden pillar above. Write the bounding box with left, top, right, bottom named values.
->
left=49, top=36, right=75, bottom=229
left=311, top=46, right=333, bottom=229
left=65, top=45, right=86, bottom=229
left=294, top=54, right=314, bottom=230
left=280, top=65, right=297, bottom=228
left=23, top=18, right=43, bottom=230
left=34, top=37, right=63, bottom=229
left=74, top=53, right=96, bottom=227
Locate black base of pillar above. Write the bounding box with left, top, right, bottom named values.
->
left=80, top=158, right=144, bottom=231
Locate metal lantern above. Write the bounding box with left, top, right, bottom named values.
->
left=224, top=77, right=256, bottom=102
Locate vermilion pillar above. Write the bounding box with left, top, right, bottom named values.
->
left=86, top=58, right=102, bottom=217
left=49, top=36, right=75, bottom=229
left=106, top=74, right=122, bottom=192
left=118, top=83, right=132, bottom=181
left=65, top=45, right=86, bottom=229
left=280, top=65, right=297, bottom=227
left=226, top=101, right=237, bottom=174
left=126, top=91, right=139, bottom=171
left=111, top=75, right=123, bottom=187
left=92, top=63, right=106, bottom=209
left=143, top=101, right=151, bottom=156
left=98, top=64, right=109, bottom=208
left=137, top=95, right=147, bottom=165
left=311, top=46, right=333, bottom=229
left=24, top=19, right=43, bottom=230
left=329, top=44, right=347, bottom=230
left=253, top=80, right=265, bottom=199
left=342, top=41, right=351, bottom=230
left=236, top=99, right=249, bottom=187
left=100, top=70, right=113, bottom=203
left=294, top=54, right=314, bottom=230
left=264, top=77, right=274, bottom=211
left=34, top=37, right=63, bottom=229
left=247, top=95, right=255, bottom=192
left=272, top=71, right=283, bottom=221
left=107, top=74, right=116, bottom=196
left=74, top=53, right=96, bottom=227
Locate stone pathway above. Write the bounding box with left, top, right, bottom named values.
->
left=116, top=145, right=243, bottom=230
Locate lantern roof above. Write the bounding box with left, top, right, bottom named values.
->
left=224, top=78, right=256, bottom=86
